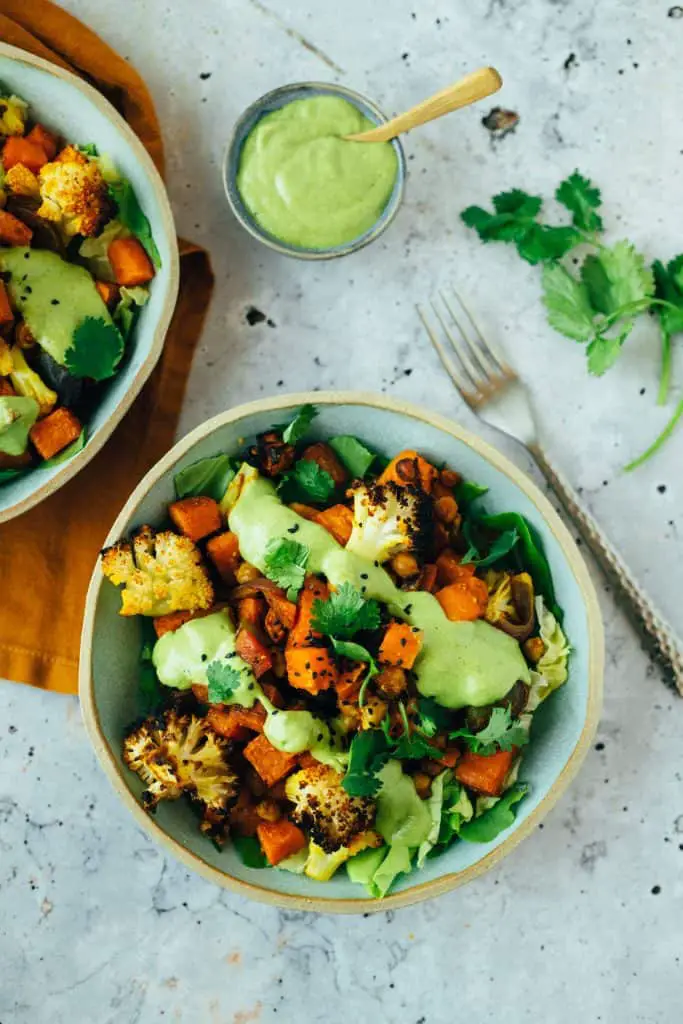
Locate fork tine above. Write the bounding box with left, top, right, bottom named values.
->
left=440, top=290, right=497, bottom=381
left=429, top=298, right=483, bottom=390
left=449, top=286, right=513, bottom=376
left=416, top=303, right=478, bottom=406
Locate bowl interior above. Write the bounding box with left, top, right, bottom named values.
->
left=0, top=47, right=178, bottom=520
left=223, top=82, right=406, bottom=259
left=86, top=398, right=601, bottom=908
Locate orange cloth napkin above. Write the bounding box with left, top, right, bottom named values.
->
left=0, top=1, right=214, bottom=693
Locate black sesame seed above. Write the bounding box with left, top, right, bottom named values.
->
left=51, top=298, right=59, bottom=305
left=23, top=251, right=30, bottom=259
left=287, top=524, right=300, bottom=534
left=317, top=733, right=323, bottom=742
left=360, top=573, right=369, bottom=580
left=200, top=653, right=208, bottom=662
left=248, top=683, right=255, bottom=690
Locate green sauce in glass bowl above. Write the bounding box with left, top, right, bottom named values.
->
left=236, top=95, right=398, bottom=250
left=223, top=83, right=406, bottom=260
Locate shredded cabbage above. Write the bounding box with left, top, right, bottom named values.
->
left=417, top=770, right=449, bottom=867
left=79, top=218, right=130, bottom=280
left=527, top=597, right=571, bottom=710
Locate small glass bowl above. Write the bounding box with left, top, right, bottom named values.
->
left=223, top=81, right=406, bottom=261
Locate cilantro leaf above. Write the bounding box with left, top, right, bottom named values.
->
left=461, top=205, right=531, bottom=243
left=450, top=706, right=529, bottom=756
left=280, top=459, right=336, bottom=505
left=652, top=257, right=683, bottom=403
left=108, top=177, right=161, bottom=268
left=342, top=729, right=393, bottom=797
left=64, top=317, right=125, bottom=381
left=586, top=327, right=632, bottom=376
left=79, top=142, right=99, bottom=157
left=331, top=638, right=378, bottom=706
left=392, top=730, right=442, bottom=761
left=263, top=537, right=309, bottom=600
left=555, top=171, right=603, bottom=233
left=458, top=784, right=528, bottom=843
left=416, top=697, right=454, bottom=738
left=461, top=520, right=519, bottom=567
left=580, top=241, right=654, bottom=316
left=311, top=582, right=381, bottom=639
left=541, top=263, right=596, bottom=342
left=281, top=403, right=318, bottom=444
left=653, top=258, right=683, bottom=338
left=515, top=224, right=580, bottom=265
left=492, top=190, right=543, bottom=218
left=206, top=660, right=242, bottom=704
left=329, top=435, right=376, bottom=477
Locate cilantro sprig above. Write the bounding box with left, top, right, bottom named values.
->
left=461, top=170, right=683, bottom=466
left=263, top=537, right=309, bottom=600
left=206, top=660, right=242, bottom=704
left=449, top=706, right=529, bottom=756
left=311, top=582, right=381, bottom=639
left=64, top=317, right=124, bottom=381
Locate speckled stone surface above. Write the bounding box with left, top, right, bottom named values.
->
left=2, top=1, right=683, bottom=1021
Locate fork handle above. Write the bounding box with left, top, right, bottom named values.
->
left=530, top=444, right=683, bottom=693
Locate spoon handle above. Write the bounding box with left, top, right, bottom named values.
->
left=345, top=67, right=502, bottom=143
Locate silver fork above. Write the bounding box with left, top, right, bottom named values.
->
left=418, top=288, right=683, bottom=694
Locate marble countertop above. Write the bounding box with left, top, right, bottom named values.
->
left=2, top=1, right=683, bottom=1021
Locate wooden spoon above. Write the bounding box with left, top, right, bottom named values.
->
left=344, top=66, right=502, bottom=143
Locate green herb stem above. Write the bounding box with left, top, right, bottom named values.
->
left=658, top=326, right=672, bottom=407
left=624, top=398, right=683, bottom=472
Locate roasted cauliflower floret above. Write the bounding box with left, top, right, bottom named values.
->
left=123, top=708, right=238, bottom=820
left=101, top=525, right=214, bottom=617
left=345, top=480, right=433, bottom=564
left=37, top=145, right=110, bottom=236
left=5, top=163, right=40, bottom=198
left=285, top=763, right=376, bottom=853
left=304, top=830, right=382, bottom=882
left=0, top=95, right=28, bottom=136
left=9, top=347, right=57, bottom=417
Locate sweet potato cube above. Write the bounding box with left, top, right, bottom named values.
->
left=379, top=622, right=423, bottom=670
left=455, top=749, right=514, bottom=797
left=244, top=735, right=298, bottom=787
left=257, top=819, right=306, bottom=865
left=314, top=504, right=353, bottom=545
left=206, top=530, right=241, bottom=580
left=27, top=124, right=58, bottom=160
left=168, top=495, right=222, bottom=542
left=0, top=209, right=32, bottom=246
left=29, top=407, right=81, bottom=460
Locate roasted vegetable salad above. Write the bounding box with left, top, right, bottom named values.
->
left=0, top=85, right=159, bottom=482
left=103, top=405, right=570, bottom=897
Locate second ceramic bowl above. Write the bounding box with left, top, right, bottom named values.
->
left=223, top=82, right=406, bottom=260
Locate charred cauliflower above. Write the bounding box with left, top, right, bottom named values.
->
left=345, top=480, right=433, bottom=564
left=101, top=525, right=214, bottom=617
left=37, top=145, right=110, bottom=237
left=285, top=763, right=376, bottom=853
left=9, top=347, right=57, bottom=417
left=0, top=95, right=28, bottom=136
left=123, top=708, right=238, bottom=822
left=5, top=164, right=40, bottom=198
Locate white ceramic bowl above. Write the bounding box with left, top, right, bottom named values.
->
left=80, top=393, right=603, bottom=914
left=0, top=43, right=179, bottom=523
